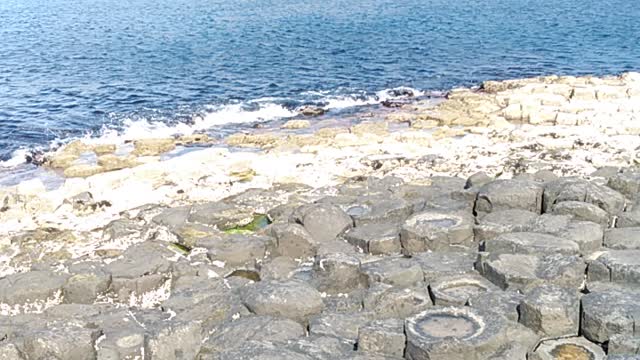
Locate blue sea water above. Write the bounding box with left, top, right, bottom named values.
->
left=1, top=0, right=639, bottom=163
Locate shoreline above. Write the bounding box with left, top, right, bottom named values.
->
left=0, top=72, right=639, bottom=358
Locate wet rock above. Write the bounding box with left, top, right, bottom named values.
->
left=241, top=280, right=324, bottom=323
left=475, top=180, right=543, bottom=216
left=468, top=290, right=524, bottom=322
left=429, top=274, right=499, bottom=306
left=344, top=223, right=401, bottom=255
left=405, top=307, right=510, bottom=360
left=400, top=210, right=475, bottom=253
left=479, top=253, right=586, bottom=291
left=357, top=319, right=405, bottom=357
left=299, top=105, right=326, bottom=116
left=364, top=283, right=432, bottom=319
left=552, top=200, right=610, bottom=226
left=63, top=262, right=111, bottom=304
left=519, top=284, right=580, bottom=337
left=269, top=223, right=318, bottom=259
left=581, top=287, right=640, bottom=343
left=0, top=271, right=68, bottom=310
left=483, top=232, right=579, bottom=256
left=360, top=256, right=424, bottom=288
left=412, top=252, right=477, bottom=284
left=292, top=203, right=353, bottom=243
left=132, top=137, right=176, bottom=156
left=309, top=312, right=372, bottom=343
left=528, top=336, right=606, bottom=360
left=473, top=209, right=538, bottom=242
left=604, top=227, right=640, bottom=249
left=200, top=315, right=305, bottom=356
left=587, top=250, right=640, bottom=284
left=104, top=241, right=173, bottom=303
left=188, top=201, right=254, bottom=230
left=313, top=252, right=363, bottom=294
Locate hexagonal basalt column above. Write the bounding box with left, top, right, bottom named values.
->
left=405, top=307, right=509, bottom=360
left=581, top=287, right=640, bottom=343
left=475, top=179, right=543, bottom=216
left=528, top=336, right=605, bottom=360
left=401, top=210, right=475, bottom=253
left=518, top=284, right=580, bottom=337
left=587, top=250, right=640, bottom=285
left=483, top=232, right=579, bottom=256
left=429, top=274, right=499, bottom=306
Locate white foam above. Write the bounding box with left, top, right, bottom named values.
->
left=0, top=148, right=29, bottom=168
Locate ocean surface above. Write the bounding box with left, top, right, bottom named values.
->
left=1, top=0, right=639, bottom=165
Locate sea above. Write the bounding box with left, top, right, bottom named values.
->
left=1, top=0, right=639, bottom=176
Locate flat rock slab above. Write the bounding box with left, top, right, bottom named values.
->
left=473, top=209, right=538, bottom=242
left=552, top=200, right=609, bottom=226
left=543, top=178, right=625, bottom=216
left=344, top=223, right=401, bottom=255
left=0, top=271, right=68, bottom=312
left=364, top=284, right=433, bottom=320
left=581, top=287, right=640, bottom=343
left=483, top=232, right=579, bottom=256
left=518, top=284, right=580, bottom=337
left=292, top=203, right=353, bottom=243
left=528, top=336, right=605, bottom=360
left=604, top=227, right=640, bottom=250
left=468, top=290, right=524, bottom=322
left=587, top=250, right=640, bottom=284
left=405, top=307, right=510, bottom=360
left=475, top=179, right=543, bottom=215
left=401, top=210, right=475, bottom=253
left=241, top=280, right=324, bottom=323
left=480, top=253, right=586, bottom=291
left=309, top=312, right=372, bottom=343
left=360, top=256, right=424, bottom=288
left=429, top=274, right=499, bottom=306
left=412, top=252, right=477, bottom=283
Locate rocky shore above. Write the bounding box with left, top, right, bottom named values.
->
left=1, top=73, right=640, bottom=359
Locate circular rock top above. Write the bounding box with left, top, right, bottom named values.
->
left=407, top=307, right=485, bottom=342
left=430, top=274, right=499, bottom=306
left=529, top=336, right=605, bottom=360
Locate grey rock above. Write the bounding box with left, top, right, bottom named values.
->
left=475, top=179, right=543, bottom=215
left=412, top=251, right=477, bottom=283
left=617, top=209, right=640, bottom=228
left=0, top=270, right=69, bottom=306
left=364, top=283, right=432, bottom=319
left=213, top=340, right=315, bottom=360
left=269, top=223, right=318, bottom=259
left=342, top=195, right=413, bottom=227
left=555, top=220, right=604, bottom=254
left=604, top=227, right=640, bottom=249
left=360, top=256, right=424, bottom=288
left=405, top=307, right=510, bottom=360
left=241, top=280, right=324, bottom=323
left=483, top=232, right=579, bottom=256
left=260, top=256, right=298, bottom=280
left=609, top=334, right=640, bottom=356
left=473, top=209, right=538, bottom=242
left=313, top=252, right=363, bottom=294
left=581, top=287, right=640, bottom=343
left=608, top=170, right=640, bottom=200
left=464, top=171, right=492, bottom=189
left=479, top=253, right=586, bottom=291
left=200, top=315, right=305, bottom=355
left=587, top=250, right=640, bottom=284
left=528, top=336, right=606, bottom=360
left=468, top=290, right=524, bottom=322
left=21, top=322, right=100, bottom=360
left=105, top=241, right=173, bottom=302
left=0, top=343, right=24, bottom=359
left=357, top=319, right=405, bottom=357
left=552, top=200, right=610, bottom=226
left=322, top=289, right=365, bottom=313
left=309, top=312, right=372, bottom=343
left=284, top=335, right=354, bottom=360
left=429, top=274, right=499, bottom=306
left=544, top=178, right=625, bottom=216
left=292, top=203, right=353, bottom=243
left=527, top=213, right=573, bottom=234
left=152, top=205, right=192, bottom=230
left=344, top=223, right=401, bottom=255
left=519, top=284, right=580, bottom=337
left=204, top=233, right=268, bottom=268
left=63, top=262, right=111, bottom=304
left=144, top=318, right=203, bottom=360
left=400, top=210, right=475, bottom=253
left=188, top=201, right=253, bottom=230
